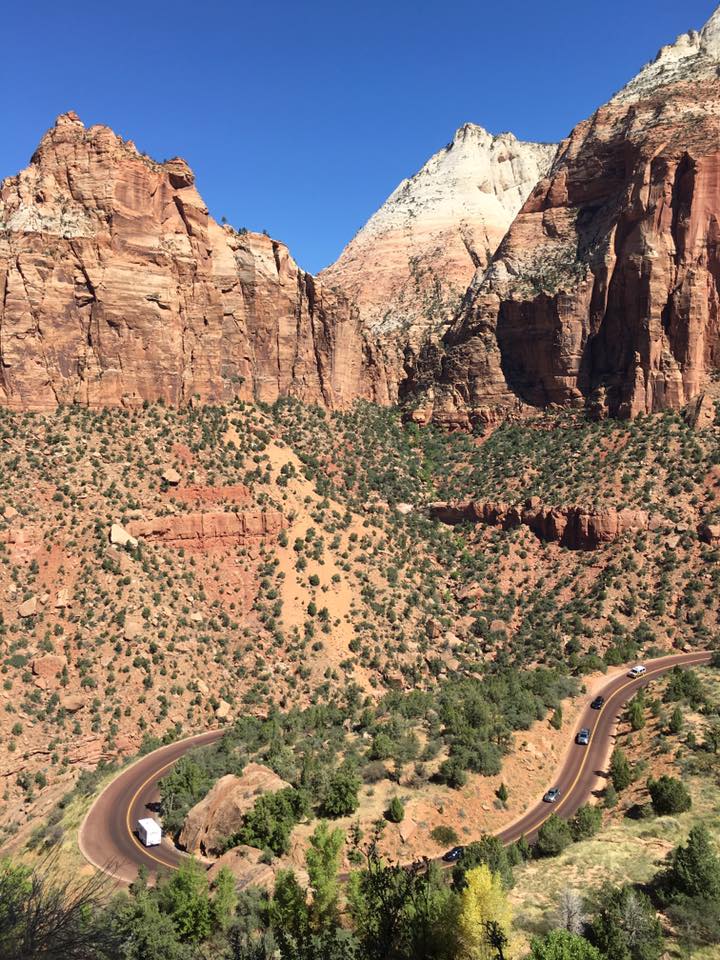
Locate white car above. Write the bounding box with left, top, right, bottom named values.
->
left=628, top=664, right=647, bottom=678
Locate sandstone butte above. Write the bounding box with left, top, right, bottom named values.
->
left=321, top=125, right=556, bottom=358
left=407, top=6, right=720, bottom=428
left=0, top=112, right=394, bottom=412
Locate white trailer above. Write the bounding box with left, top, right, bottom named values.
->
left=137, top=817, right=162, bottom=847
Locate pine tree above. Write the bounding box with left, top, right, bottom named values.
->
left=609, top=747, right=632, bottom=792
left=667, top=824, right=720, bottom=900
left=668, top=706, right=684, bottom=735
left=305, top=821, right=345, bottom=932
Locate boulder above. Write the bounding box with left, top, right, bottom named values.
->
left=215, top=699, right=231, bottom=720
left=162, top=467, right=181, bottom=485
left=60, top=694, right=86, bottom=713
left=32, top=654, right=67, bottom=679
left=110, top=524, right=138, bottom=548
left=18, top=596, right=38, bottom=618
left=685, top=394, right=717, bottom=430
left=698, top=522, right=720, bottom=545
left=178, top=765, right=292, bottom=856
left=207, top=846, right=276, bottom=892
left=123, top=615, right=144, bottom=641
left=54, top=588, right=72, bottom=609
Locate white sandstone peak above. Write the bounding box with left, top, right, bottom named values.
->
left=613, top=5, right=720, bottom=102
left=321, top=126, right=556, bottom=339
left=701, top=3, right=720, bottom=56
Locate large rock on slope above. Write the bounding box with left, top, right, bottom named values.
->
left=411, top=7, right=720, bottom=427
left=322, top=125, right=556, bottom=353
left=178, top=764, right=291, bottom=856
left=0, top=113, right=393, bottom=411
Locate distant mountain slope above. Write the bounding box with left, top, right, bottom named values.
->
left=321, top=125, right=556, bottom=347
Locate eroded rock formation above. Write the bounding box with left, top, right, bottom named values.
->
left=0, top=113, right=393, bottom=411
left=429, top=498, right=648, bottom=550
left=411, top=8, right=720, bottom=427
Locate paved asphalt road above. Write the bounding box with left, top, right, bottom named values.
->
left=79, top=650, right=712, bottom=883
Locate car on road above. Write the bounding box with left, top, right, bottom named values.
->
left=576, top=728, right=590, bottom=746
left=543, top=788, right=561, bottom=803
left=442, top=846, right=465, bottom=863
left=591, top=696, right=605, bottom=710
left=628, top=664, right=647, bottom=678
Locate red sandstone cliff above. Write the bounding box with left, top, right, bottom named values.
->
left=408, top=8, right=720, bottom=427
left=0, top=113, right=393, bottom=411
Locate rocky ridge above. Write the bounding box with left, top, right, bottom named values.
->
left=409, top=6, right=720, bottom=428
left=0, top=113, right=393, bottom=411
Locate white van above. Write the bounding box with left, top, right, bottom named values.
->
left=628, top=664, right=647, bottom=678
left=137, top=817, right=162, bottom=847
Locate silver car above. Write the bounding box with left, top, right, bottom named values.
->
left=576, top=728, right=590, bottom=746
left=543, top=788, right=561, bottom=803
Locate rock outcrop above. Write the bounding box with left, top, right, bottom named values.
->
left=0, top=113, right=393, bottom=411
left=178, top=764, right=291, bottom=856
left=322, top=125, right=555, bottom=363
left=126, top=509, right=286, bottom=551
left=411, top=7, right=720, bottom=427
left=429, top=498, right=648, bottom=550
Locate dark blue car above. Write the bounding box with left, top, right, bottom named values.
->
left=442, top=846, right=464, bottom=863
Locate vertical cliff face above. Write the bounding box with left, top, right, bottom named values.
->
left=320, top=125, right=556, bottom=354
left=412, top=8, right=720, bottom=427
left=0, top=113, right=393, bottom=411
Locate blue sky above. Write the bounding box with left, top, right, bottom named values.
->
left=1, top=0, right=716, bottom=273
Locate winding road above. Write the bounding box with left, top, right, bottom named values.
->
left=79, top=650, right=712, bottom=883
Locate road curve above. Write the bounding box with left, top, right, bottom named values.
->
left=80, top=650, right=712, bottom=882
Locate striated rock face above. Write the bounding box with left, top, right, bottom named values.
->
left=322, top=126, right=555, bottom=369
left=429, top=498, right=648, bottom=550
left=126, top=509, right=287, bottom=551
left=412, top=7, right=720, bottom=427
left=0, top=113, right=393, bottom=411
left=178, top=764, right=291, bottom=856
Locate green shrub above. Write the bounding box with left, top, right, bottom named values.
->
left=648, top=776, right=692, bottom=816
left=386, top=797, right=405, bottom=823
left=430, top=825, right=459, bottom=847
left=536, top=814, right=572, bottom=857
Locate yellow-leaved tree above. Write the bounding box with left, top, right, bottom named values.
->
left=454, top=864, right=515, bottom=960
